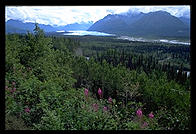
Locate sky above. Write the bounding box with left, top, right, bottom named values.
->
left=5, top=6, right=190, bottom=26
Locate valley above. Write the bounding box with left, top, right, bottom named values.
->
left=5, top=6, right=191, bottom=130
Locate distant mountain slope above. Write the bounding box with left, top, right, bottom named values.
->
left=64, top=21, right=93, bottom=31
left=88, top=14, right=129, bottom=35
left=6, top=24, right=28, bottom=34
left=88, top=12, right=144, bottom=35
left=88, top=11, right=190, bottom=37
left=128, top=11, right=190, bottom=37
left=179, top=17, right=190, bottom=27
left=6, top=20, right=93, bottom=34
left=6, top=19, right=58, bottom=34
left=119, top=12, right=144, bottom=26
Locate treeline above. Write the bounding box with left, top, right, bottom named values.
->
left=93, top=49, right=190, bottom=89
left=76, top=36, right=190, bottom=71
left=5, top=25, right=191, bottom=130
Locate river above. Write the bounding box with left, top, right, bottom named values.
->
left=57, top=30, right=115, bottom=36
left=116, top=36, right=190, bottom=45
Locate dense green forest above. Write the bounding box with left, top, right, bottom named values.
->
left=5, top=24, right=191, bottom=130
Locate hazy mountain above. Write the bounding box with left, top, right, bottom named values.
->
left=6, top=20, right=93, bottom=34
left=6, top=11, right=190, bottom=38
left=88, top=11, right=190, bottom=37
left=6, top=19, right=59, bottom=34
left=63, top=21, right=93, bottom=31
left=179, top=17, right=190, bottom=27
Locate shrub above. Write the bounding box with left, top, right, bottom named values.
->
left=5, top=113, right=31, bottom=130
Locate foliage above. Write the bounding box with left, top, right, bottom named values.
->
left=5, top=24, right=190, bottom=130
left=5, top=113, right=31, bottom=130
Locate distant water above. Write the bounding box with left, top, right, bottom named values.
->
left=117, top=36, right=190, bottom=45
left=59, top=30, right=115, bottom=36
left=177, top=70, right=190, bottom=77
left=56, top=30, right=66, bottom=33
left=158, top=39, right=190, bottom=45
left=56, top=31, right=190, bottom=45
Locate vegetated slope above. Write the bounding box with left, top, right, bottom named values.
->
left=88, top=11, right=190, bottom=38
left=5, top=25, right=190, bottom=130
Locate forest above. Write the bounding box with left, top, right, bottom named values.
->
left=5, top=24, right=191, bottom=130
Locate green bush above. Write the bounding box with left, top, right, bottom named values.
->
left=5, top=113, right=31, bottom=130
left=138, top=70, right=190, bottom=129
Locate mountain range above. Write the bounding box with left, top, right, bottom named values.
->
left=88, top=11, right=190, bottom=38
left=5, top=20, right=93, bottom=34
left=6, top=10, right=190, bottom=38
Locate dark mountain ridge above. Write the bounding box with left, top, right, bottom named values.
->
left=88, top=10, right=190, bottom=38
left=179, top=17, right=190, bottom=27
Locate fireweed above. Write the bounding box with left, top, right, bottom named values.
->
left=25, top=107, right=30, bottom=113
left=92, top=103, right=98, bottom=112
left=103, top=106, right=108, bottom=112
left=135, top=109, right=156, bottom=129
left=98, top=88, right=102, bottom=99
left=149, top=112, right=154, bottom=118
left=136, top=108, right=143, bottom=118
left=141, top=121, right=148, bottom=129
left=84, top=88, right=88, bottom=97
left=108, top=97, right=112, bottom=104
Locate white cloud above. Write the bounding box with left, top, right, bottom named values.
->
left=126, top=6, right=190, bottom=17
left=5, top=6, right=190, bottom=26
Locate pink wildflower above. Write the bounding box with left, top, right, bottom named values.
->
left=103, top=106, right=108, bottom=112
left=12, top=87, right=16, bottom=92
left=10, top=87, right=16, bottom=93
left=5, top=86, right=8, bottom=90
left=92, top=103, right=98, bottom=112
left=12, top=82, right=16, bottom=85
left=84, top=88, right=88, bottom=96
left=136, top=108, right=142, bottom=118
left=98, top=88, right=102, bottom=98
left=149, top=112, right=154, bottom=118
left=25, top=107, right=30, bottom=113
left=10, top=88, right=16, bottom=93
left=141, top=122, right=148, bottom=128
left=108, top=97, right=112, bottom=104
